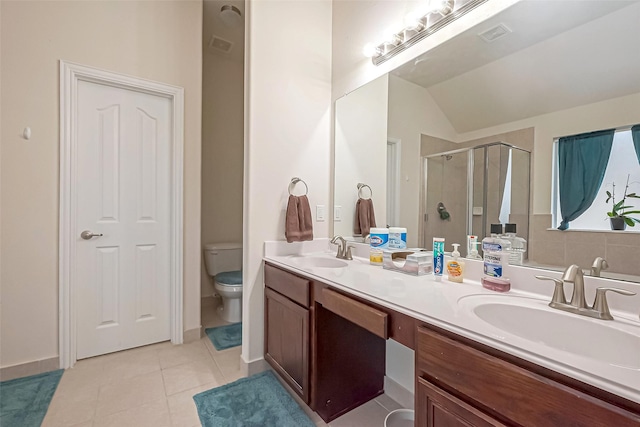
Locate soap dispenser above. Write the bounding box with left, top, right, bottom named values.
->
left=446, top=243, right=465, bottom=283
left=467, top=241, right=482, bottom=260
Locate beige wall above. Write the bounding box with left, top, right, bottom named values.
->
left=0, top=0, right=203, bottom=368
left=388, top=74, right=458, bottom=247
left=334, top=74, right=388, bottom=238
left=243, top=0, right=332, bottom=366
left=201, top=50, right=244, bottom=297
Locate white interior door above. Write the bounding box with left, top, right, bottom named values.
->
left=75, top=80, right=172, bottom=359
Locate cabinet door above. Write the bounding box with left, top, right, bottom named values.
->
left=417, top=377, right=506, bottom=427
left=265, top=287, right=310, bottom=403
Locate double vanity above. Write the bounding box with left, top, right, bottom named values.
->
left=263, top=239, right=640, bottom=426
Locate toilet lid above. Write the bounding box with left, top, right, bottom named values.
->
left=215, top=270, right=242, bottom=285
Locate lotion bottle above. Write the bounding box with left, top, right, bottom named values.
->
left=446, top=243, right=465, bottom=283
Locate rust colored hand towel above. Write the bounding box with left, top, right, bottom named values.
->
left=285, top=195, right=314, bottom=243
left=354, top=198, right=376, bottom=237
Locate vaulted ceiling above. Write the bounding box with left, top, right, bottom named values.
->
left=392, top=0, right=640, bottom=133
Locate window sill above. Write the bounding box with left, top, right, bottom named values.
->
left=546, top=228, right=640, bottom=234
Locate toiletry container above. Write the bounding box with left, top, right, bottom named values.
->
left=432, top=237, right=445, bottom=281
left=481, top=224, right=511, bottom=292
left=389, top=227, right=407, bottom=249
left=446, top=244, right=465, bottom=283
left=466, top=235, right=477, bottom=257
left=504, top=223, right=527, bottom=265
left=369, top=227, right=389, bottom=265
left=466, top=235, right=482, bottom=260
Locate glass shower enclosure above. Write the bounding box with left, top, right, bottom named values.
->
left=421, top=142, right=531, bottom=257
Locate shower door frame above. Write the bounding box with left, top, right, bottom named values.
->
left=419, top=142, right=531, bottom=249
left=419, top=147, right=474, bottom=248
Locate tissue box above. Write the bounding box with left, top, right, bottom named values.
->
left=382, top=249, right=433, bottom=276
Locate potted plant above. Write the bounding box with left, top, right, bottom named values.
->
left=605, top=175, right=640, bottom=230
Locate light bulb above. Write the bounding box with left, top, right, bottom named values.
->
left=363, top=43, right=380, bottom=58
left=382, top=28, right=402, bottom=45
left=404, top=11, right=423, bottom=30
left=430, top=0, right=454, bottom=15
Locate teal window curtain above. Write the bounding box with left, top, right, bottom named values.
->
left=632, top=124, right=640, bottom=164
left=557, top=129, right=615, bottom=230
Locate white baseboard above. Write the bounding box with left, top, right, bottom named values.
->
left=0, top=357, right=60, bottom=381
left=183, top=326, right=202, bottom=343
left=384, top=376, right=415, bottom=410
left=240, top=355, right=268, bottom=377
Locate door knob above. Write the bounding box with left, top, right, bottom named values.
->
left=80, top=230, right=103, bottom=240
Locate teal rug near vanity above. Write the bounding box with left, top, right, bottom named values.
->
left=0, top=369, right=64, bottom=427
left=194, top=370, right=315, bottom=427
left=205, top=322, right=242, bottom=350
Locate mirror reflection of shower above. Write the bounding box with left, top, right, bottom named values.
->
left=421, top=142, right=530, bottom=257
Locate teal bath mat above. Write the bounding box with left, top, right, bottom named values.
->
left=205, top=322, right=242, bottom=351
left=0, top=369, right=64, bottom=427
left=193, top=370, right=315, bottom=427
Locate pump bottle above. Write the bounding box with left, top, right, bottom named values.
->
left=446, top=243, right=465, bottom=283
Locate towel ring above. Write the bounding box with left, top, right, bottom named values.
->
left=289, top=177, right=308, bottom=196
left=357, top=183, right=372, bottom=199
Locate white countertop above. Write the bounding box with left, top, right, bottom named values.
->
left=263, top=239, right=640, bottom=404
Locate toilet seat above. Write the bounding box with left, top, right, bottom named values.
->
left=215, top=270, right=242, bottom=287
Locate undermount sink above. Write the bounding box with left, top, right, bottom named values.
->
left=292, top=256, right=348, bottom=269
left=458, top=295, right=640, bottom=369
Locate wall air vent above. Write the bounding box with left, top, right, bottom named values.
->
left=478, top=23, right=512, bottom=43
left=208, top=35, right=234, bottom=53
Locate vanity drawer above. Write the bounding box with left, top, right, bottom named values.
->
left=416, top=326, right=640, bottom=427
left=264, top=263, right=310, bottom=308
left=322, top=288, right=388, bottom=339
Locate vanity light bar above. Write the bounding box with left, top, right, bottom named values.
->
left=366, top=0, right=489, bottom=66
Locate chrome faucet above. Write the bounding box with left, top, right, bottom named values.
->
left=561, top=264, right=588, bottom=309
left=536, top=264, right=636, bottom=320
left=330, top=235, right=353, bottom=260
left=590, top=257, right=609, bottom=277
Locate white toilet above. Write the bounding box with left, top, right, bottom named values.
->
left=204, top=242, right=243, bottom=323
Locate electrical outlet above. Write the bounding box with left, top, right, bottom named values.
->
left=316, top=205, right=325, bottom=221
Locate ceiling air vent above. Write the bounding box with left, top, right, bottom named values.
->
left=478, top=23, right=511, bottom=43
left=208, top=35, right=234, bottom=53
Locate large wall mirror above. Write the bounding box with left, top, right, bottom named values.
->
left=333, top=0, right=640, bottom=282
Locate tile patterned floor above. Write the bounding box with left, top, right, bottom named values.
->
left=42, top=303, right=404, bottom=427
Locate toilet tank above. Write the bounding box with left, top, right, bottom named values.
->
left=204, top=243, right=242, bottom=277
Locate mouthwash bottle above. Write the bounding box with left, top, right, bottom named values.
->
left=481, top=224, right=511, bottom=292
left=503, top=223, right=527, bottom=265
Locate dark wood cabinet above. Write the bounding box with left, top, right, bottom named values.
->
left=264, top=264, right=311, bottom=403
left=264, top=263, right=387, bottom=422
left=264, top=287, right=309, bottom=402
left=264, top=262, right=640, bottom=427
left=415, top=325, right=640, bottom=427
left=417, top=377, right=505, bottom=427
left=313, top=295, right=386, bottom=421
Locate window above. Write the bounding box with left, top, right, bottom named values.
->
left=554, top=128, right=640, bottom=230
